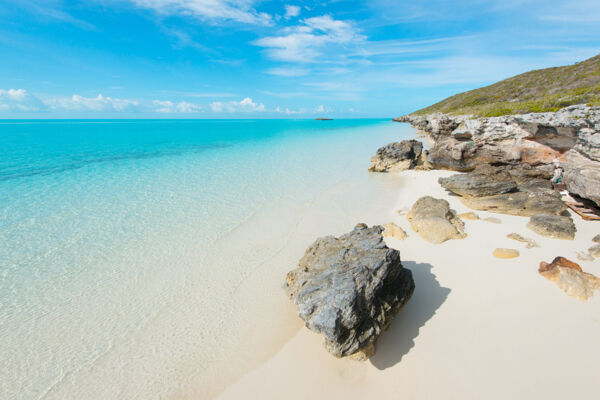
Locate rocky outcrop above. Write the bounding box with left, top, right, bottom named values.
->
left=438, top=166, right=567, bottom=217
left=368, top=140, right=424, bottom=172
left=406, top=196, right=466, bottom=243
left=285, top=224, right=414, bottom=359
left=539, top=256, right=600, bottom=301
left=527, top=214, right=576, bottom=239
left=396, top=105, right=600, bottom=206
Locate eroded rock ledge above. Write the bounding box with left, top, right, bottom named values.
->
left=285, top=224, right=415, bottom=360
left=395, top=105, right=600, bottom=206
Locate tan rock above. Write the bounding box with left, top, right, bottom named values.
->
left=493, top=248, right=520, bottom=259
left=576, top=251, right=594, bottom=262
left=407, top=196, right=467, bottom=244
left=459, top=212, right=480, bottom=220
left=484, top=217, right=502, bottom=224
left=507, top=233, right=539, bottom=249
left=538, top=257, right=600, bottom=301
left=382, top=222, right=408, bottom=240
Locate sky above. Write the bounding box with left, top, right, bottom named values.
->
left=0, top=0, right=599, bottom=118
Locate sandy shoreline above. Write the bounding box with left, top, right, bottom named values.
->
left=218, top=170, right=600, bottom=400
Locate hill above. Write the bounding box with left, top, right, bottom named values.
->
left=412, top=53, right=600, bottom=117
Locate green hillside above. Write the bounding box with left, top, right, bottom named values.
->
left=412, top=53, right=600, bottom=117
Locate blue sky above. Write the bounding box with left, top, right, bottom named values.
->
left=0, top=0, right=599, bottom=118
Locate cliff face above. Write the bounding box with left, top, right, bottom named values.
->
left=395, top=105, right=600, bottom=206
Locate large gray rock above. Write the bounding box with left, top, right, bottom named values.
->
left=368, top=140, right=424, bottom=172
left=406, top=196, right=467, bottom=243
left=527, top=214, right=576, bottom=239
left=285, top=224, right=414, bottom=359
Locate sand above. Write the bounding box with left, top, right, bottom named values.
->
left=218, top=170, right=600, bottom=400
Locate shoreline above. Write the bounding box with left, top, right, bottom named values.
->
left=218, top=169, right=600, bottom=400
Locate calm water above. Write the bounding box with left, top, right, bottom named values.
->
left=0, top=119, right=412, bottom=399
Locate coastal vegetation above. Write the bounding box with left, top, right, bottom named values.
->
left=412, top=54, right=600, bottom=117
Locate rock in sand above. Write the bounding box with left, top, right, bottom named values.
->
left=538, top=256, right=600, bottom=301
left=526, top=214, right=576, bottom=240
left=285, top=224, right=415, bottom=359
left=493, top=248, right=520, bottom=259
left=406, top=196, right=467, bottom=244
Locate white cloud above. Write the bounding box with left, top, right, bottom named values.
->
left=152, top=99, right=203, bottom=112
left=265, top=67, right=309, bottom=77
left=210, top=97, right=266, bottom=112
left=128, top=0, right=272, bottom=25
left=253, top=15, right=365, bottom=62
left=48, top=94, right=140, bottom=112
left=0, top=89, right=46, bottom=111
left=284, top=5, right=300, bottom=19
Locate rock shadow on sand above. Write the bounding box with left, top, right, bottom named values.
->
left=370, top=261, right=450, bottom=370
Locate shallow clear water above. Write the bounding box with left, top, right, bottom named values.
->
left=0, top=119, right=413, bottom=399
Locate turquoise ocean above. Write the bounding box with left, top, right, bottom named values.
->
left=0, top=119, right=413, bottom=399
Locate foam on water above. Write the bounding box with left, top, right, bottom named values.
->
left=0, top=119, right=414, bottom=399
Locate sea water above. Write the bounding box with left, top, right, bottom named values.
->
left=0, top=119, right=414, bottom=399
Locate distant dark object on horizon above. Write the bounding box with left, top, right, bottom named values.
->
left=315, top=118, right=333, bottom=121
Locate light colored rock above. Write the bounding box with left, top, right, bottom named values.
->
left=507, top=233, right=539, bottom=249
left=382, top=222, right=408, bottom=240
left=493, top=248, right=520, bottom=259
left=459, top=212, right=480, bottom=220
left=564, top=149, right=600, bottom=207
left=588, top=244, right=600, bottom=258
left=484, top=217, right=502, bottom=224
left=576, top=251, right=595, bottom=262
left=439, top=172, right=517, bottom=197
left=407, top=196, right=467, bottom=244
left=527, top=214, right=576, bottom=240
left=538, top=256, right=600, bottom=301
left=285, top=224, right=415, bottom=359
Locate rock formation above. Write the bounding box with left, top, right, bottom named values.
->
left=285, top=224, right=415, bottom=359
left=406, top=196, right=466, bottom=243
left=438, top=166, right=567, bottom=217
left=368, top=140, right=424, bottom=172
left=396, top=105, right=600, bottom=206
left=538, top=256, right=600, bottom=301
left=526, top=214, right=576, bottom=240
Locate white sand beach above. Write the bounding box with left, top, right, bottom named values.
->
left=218, top=170, right=600, bottom=400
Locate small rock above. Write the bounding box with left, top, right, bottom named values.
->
left=576, top=251, right=595, bottom=262
left=493, top=248, right=520, bottom=259
left=368, top=140, right=423, bottom=172
left=406, top=196, right=467, bottom=244
left=286, top=224, right=415, bottom=359
left=382, top=222, right=408, bottom=240
left=538, top=256, right=600, bottom=301
left=507, top=233, right=539, bottom=249
left=588, top=244, right=600, bottom=258
left=527, top=214, right=576, bottom=240
left=484, top=217, right=502, bottom=224
left=592, top=234, right=600, bottom=243
left=459, top=212, right=480, bottom=220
